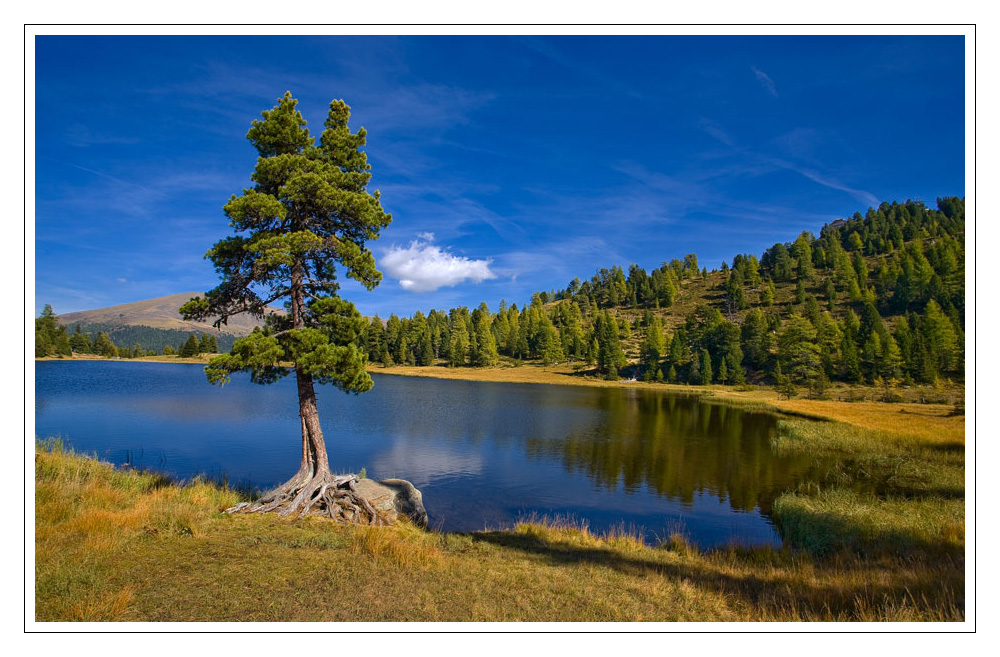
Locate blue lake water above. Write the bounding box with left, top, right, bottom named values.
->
left=33, top=361, right=821, bottom=548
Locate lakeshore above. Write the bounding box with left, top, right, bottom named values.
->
left=33, top=356, right=967, bottom=622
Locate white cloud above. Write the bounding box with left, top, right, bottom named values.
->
left=381, top=235, right=496, bottom=293
left=370, top=441, right=483, bottom=488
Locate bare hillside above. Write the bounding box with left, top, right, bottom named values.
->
left=58, top=292, right=278, bottom=336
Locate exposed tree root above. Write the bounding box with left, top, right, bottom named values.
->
left=225, top=469, right=386, bottom=525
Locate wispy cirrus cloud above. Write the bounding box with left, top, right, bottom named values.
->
left=698, top=118, right=878, bottom=207
left=752, top=66, right=778, bottom=97
left=777, top=162, right=879, bottom=206
left=63, top=126, right=143, bottom=148
left=700, top=118, right=737, bottom=148
left=495, top=235, right=622, bottom=284
left=514, top=36, right=645, bottom=99
left=381, top=233, right=496, bottom=293
left=356, top=83, right=495, bottom=134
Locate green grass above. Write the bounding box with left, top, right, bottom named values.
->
left=34, top=425, right=964, bottom=623
left=771, top=417, right=965, bottom=499
left=767, top=416, right=963, bottom=567
left=773, top=490, right=964, bottom=558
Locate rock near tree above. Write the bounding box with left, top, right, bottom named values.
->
left=354, top=478, right=429, bottom=527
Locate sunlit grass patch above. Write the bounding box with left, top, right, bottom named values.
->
left=772, top=417, right=913, bottom=455
left=34, top=440, right=246, bottom=621
left=773, top=489, right=964, bottom=558
left=601, top=526, right=649, bottom=555
left=138, top=481, right=242, bottom=537
left=508, top=515, right=652, bottom=555
left=349, top=519, right=443, bottom=568
left=35, top=438, right=174, bottom=496
left=660, top=531, right=699, bottom=556
left=65, top=585, right=136, bottom=622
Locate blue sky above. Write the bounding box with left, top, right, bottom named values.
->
left=32, top=33, right=967, bottom=320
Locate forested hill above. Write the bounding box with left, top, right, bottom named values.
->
left=35, top=292, right=272, bottom=358
left=360, top=197, right=965, bottom=393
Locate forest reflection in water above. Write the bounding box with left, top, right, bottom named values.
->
left=35, top=362, right=829, bottom=547
left=521, top=388, right=821, bottom=516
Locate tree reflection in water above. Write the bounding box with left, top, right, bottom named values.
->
left=524, top=389, right=823, bottom=516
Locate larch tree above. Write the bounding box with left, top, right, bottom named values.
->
left=777, top=313, right=822, bottom=386
left=639, top=315, right=665, bottom=381
left=180, top=92, right=392, bottom=520
left=35, top=305, right=72, bottom=358
left=594, top=310, right=626, bottom=380
left=699, top=349, right=713, bottom=385
left=472, top=304, right=500, bottom=367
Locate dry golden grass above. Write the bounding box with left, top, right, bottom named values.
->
left=349, top=521, right=443, bottom=569
left=781, top=399, right=961, bottom=441
left=69, top=586, right=136, bottom=622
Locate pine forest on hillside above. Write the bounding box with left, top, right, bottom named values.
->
left=37, top=196, right=965, bottom=398
left=355, top=197, right=965, bottom=394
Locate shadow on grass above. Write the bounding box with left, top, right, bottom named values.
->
left=772, top=506, right=965, bottom=563
left=925, top=441, right=966, bottom=454
left=469, top=527, right=963, bottom=620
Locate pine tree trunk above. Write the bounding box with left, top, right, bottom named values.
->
left=289, top=258, right=329, bottom=477
left=296, top=368, right=330, bottom=475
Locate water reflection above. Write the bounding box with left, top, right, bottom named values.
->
left=521, top=390, right=819, bottom=515
left=35, top=363, right=828, bottom=547
left=369, top=440, right=485, bottom=486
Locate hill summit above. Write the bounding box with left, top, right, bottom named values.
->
left=58, top=292, right=275, bottom=337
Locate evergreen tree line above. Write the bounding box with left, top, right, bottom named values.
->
left=63, top=323, right=237, bottom=355
left=35, top=307, right=221, bottom=359
left=168, top=333, right=220, bottom=358
left=354, top=197, right=964, bottom=391
left=359, top=295, right=607, bottom=372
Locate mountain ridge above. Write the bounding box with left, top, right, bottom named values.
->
left=57, top=292, right=278, bottom=337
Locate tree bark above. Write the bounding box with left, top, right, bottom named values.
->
left=296, top=367, right=330, bottom=474
left=289, top=257, right=327, bottom=476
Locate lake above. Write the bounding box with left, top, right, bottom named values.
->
left=33, top=361, right=821, bottom=548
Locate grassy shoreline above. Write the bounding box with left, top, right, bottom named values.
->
left=34, top=358, right=966, bottom=622
left=34, top=435, right=964, bottom=622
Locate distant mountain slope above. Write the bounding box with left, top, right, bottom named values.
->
left=58, top=292, right=278, bottom=336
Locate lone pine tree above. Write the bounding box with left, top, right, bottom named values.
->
left=181, top=92, right=391, bottom=520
